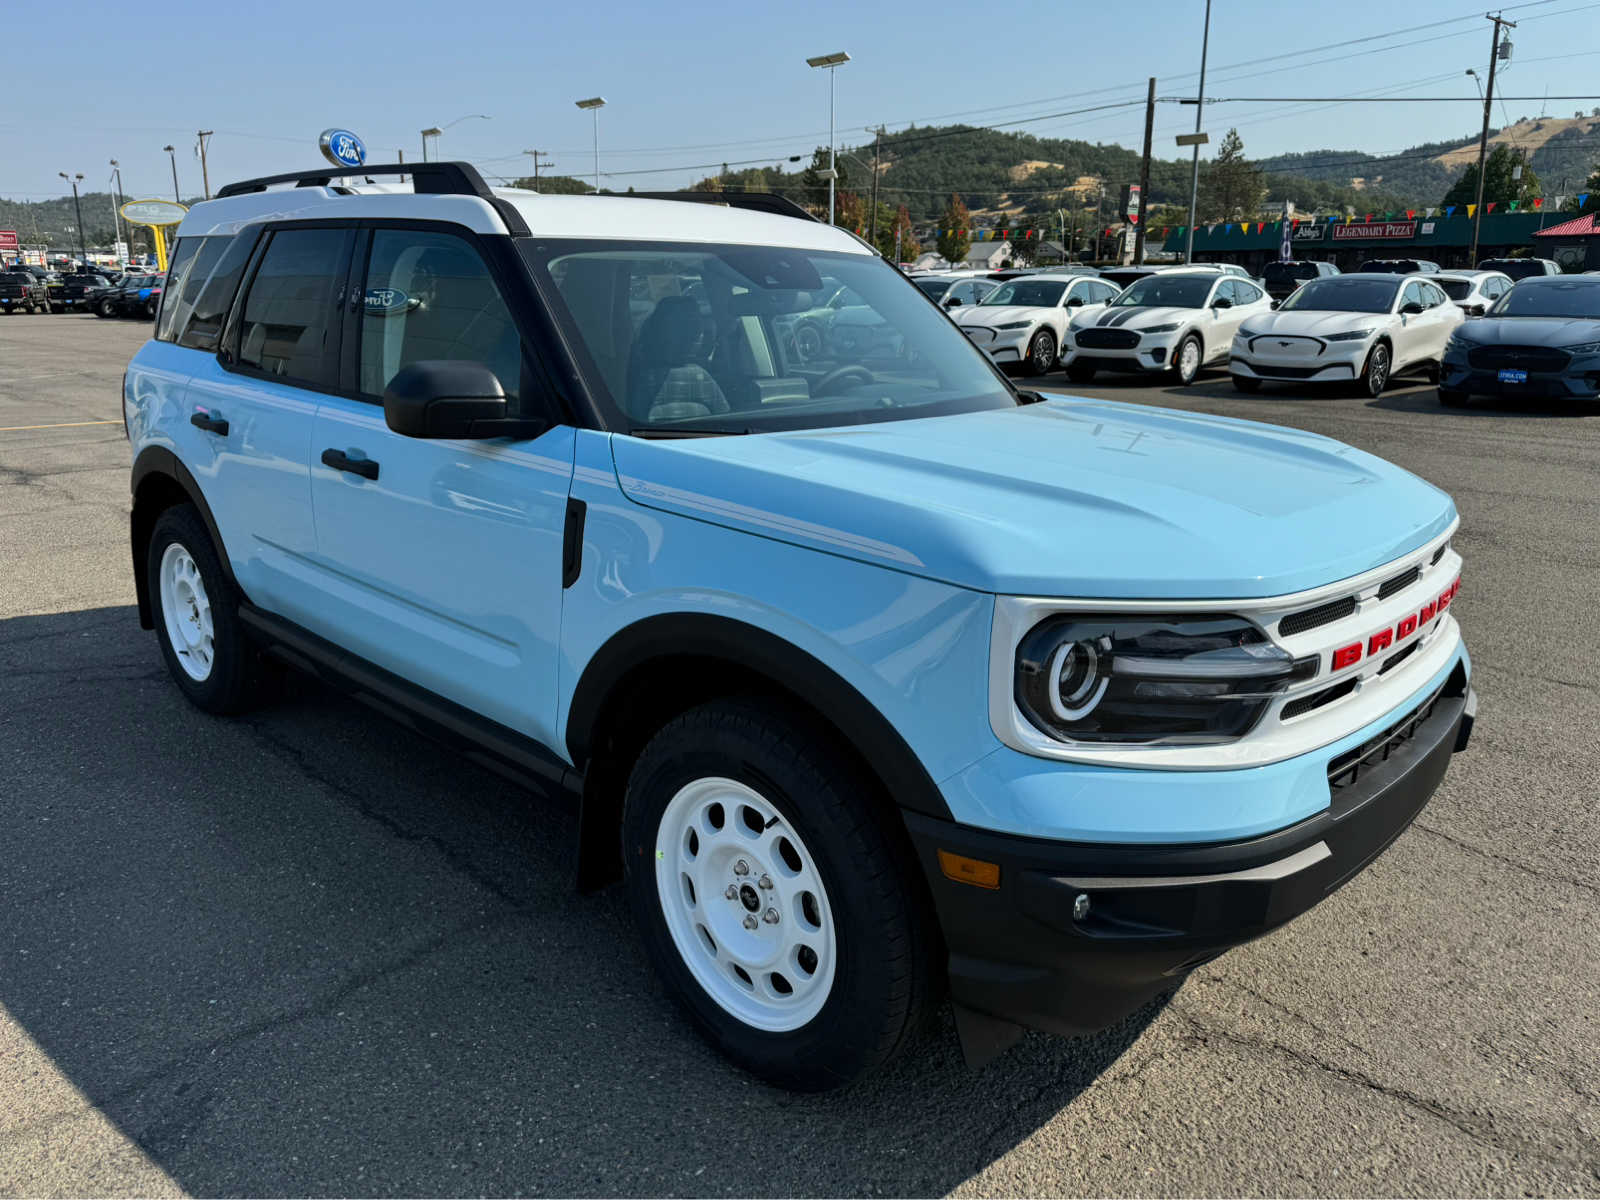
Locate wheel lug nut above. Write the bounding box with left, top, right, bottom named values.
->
left=762, top=908, right=779, bottom=925
left=742, top=914, right=759, bottom=931
left=724, top=884, right=738, bottom=900
left=733, top=860, right=750, bottom=876
left=757, top=874, right=773, bottom=890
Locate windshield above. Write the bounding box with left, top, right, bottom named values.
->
left=980, top=280, right=1066, bottom=307
left=914, top=277, right=952, bottom=299
left=1487, top=281, right=1600, bottom=318
left=1281, top=277, right=1398, bottom=313
left=1112, top=274, right=1213, bottom=308
left=524, top=240, right=1018, bottom=433
left=1436, top=279, right=1473, bottom=301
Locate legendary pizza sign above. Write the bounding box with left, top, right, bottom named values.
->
left=1330, top=221, right=1418, bottom=241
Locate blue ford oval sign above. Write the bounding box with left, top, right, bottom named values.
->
left=364, top=287, right=410, bottom=314
left=319, top=128, right=366, bottom=170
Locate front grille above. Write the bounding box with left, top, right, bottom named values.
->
left=1074, top=327, right=1140, bottom=349
left=1278, top=595, right=1356, bottom=637
left=1282, top=678, right=1357, bottom=720
left=1326, top=684, right=1444, bottom=791
left=1467, top=345, right=1570, bottom=372
left=1378, top=641, right=1421, bottom=675
left=1249, top=364, right=1332, bottom=379
left=1377, top=565, right=1419, bottom=600
left=1431, top=544, right=1447, bottom=565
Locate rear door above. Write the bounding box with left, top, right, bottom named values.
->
left=305, top=222, right=574, bottom=746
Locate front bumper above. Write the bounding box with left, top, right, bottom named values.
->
left=961, top=326, right=1029, bottom=365
left=1441, top=349, right=1600, bottom=399
left=1061, top=332, right=1178, bottom=373
left=906, top=661, right=1474, bottom=1045
left=1230, top=339, right=1366, bottom=382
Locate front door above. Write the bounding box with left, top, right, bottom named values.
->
left=306, top=224, right=574, bottom=748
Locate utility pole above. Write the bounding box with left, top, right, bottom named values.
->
left=1133, top=77, right=1156, bottom=265
left=197, top=130, right=214, bottom=200
left=59, top=172, right=86, bottom=263
left=868, top=126, right=882, bottom=248
left=1185, top=0, right=1213, bottom=264
left=523, top=149, right=554, bottom=192
left=1470, top=12, right=1516, bottom=265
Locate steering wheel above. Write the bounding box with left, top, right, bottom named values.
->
left=812, top=364, right=875, bottom=397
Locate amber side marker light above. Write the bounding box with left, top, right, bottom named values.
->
left=937, top=850, right=1001, bottom=890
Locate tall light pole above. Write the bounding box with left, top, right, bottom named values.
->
left=196, top=130, right=214, bottom=200
left=1470, top=13, right=1516, bottom=265
left=109, top=159, right=126, bottom=261
left=575, top=98, right=606, bottom=193
left=1183, top=0, right=1212, bottom=265
left=421, top=127, right=440, bottom=162
left=422, top=114, right=491, bottom=163
left=59, top=172, right=86, bottom=262
left=806, top=52, right=850, bottom=224
left=163, top=144, right=180, bottom=202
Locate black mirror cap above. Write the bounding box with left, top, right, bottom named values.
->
left=1400, top=301, right=1425, bottom=315
left=944, top=296, right=963, bottom=307
left=1065, top=296, right=1084, bottom=307
left=383, top=360, right=547, bottom=440
left=1212, top=297, right=1233, bottom=309
left=1269, top=299, right=1281, bottom=310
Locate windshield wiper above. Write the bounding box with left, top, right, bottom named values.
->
left=628, top=424, right=752, bottom=438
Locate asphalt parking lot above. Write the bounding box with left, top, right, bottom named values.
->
left=1, top=312, right=1596, bottom=1198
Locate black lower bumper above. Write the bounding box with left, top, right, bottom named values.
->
left=906, top=663, right=1475, bottom=1048
left=1443, top=362, right=1600, bottom=400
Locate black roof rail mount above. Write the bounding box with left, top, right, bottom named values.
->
left=213, top=161, right=529, bottom=236
left=625, top=191, right=818, bottom=223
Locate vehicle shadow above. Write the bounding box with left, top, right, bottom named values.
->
left=1366, top=389, right=1597, bottom=418
left=0, top=606, right=1165, bottom=1197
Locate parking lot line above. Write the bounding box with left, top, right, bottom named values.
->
left=0, top=419, right=121, bottom=432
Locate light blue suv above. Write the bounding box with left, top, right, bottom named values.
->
left=125, top=163, right=1475, bottom=1090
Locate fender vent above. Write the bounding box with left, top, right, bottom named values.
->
left=1278, top=596, right=1356, bottom=637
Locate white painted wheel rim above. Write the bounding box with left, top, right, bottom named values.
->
left=158, top=542, right=215, bottom=682
left=1179, top=338, right=1201, bottom=379
left=655, top=777, right=837, bottom=1032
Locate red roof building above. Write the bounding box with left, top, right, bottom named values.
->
left=1532, top=212, right=1600, bottom=239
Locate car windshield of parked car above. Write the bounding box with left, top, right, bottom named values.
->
left=1280, top=278, right=1398, bottom=314
left=914, top=277, right=952, bottom=299
left=1436, top=279, right=1474, bottom=301
left=980, top=280, right=1066, bottom=307
left=1263, top=263, right=1317, bottom=282
left=1487, top=281, right=1600, bottom=318
left=526, top=240, right=1019, bottom=433
left=1110, top=275, right=1213, bottom=308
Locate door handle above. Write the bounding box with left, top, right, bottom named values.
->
left=190, top=411, right=229, bottom=436
left=321, top=448, right=379, bottom=481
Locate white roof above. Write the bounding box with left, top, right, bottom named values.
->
left=174, top=181, right=870, bottom=255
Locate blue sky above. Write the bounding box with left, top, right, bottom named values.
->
left=4, top=0, right=1598, bottom=204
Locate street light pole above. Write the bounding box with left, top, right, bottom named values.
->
left=1470, top=13, right=1516, bottom=265
left=163, top=144, right=180, bottom=202
left=806, top=52, right=850, bottom=225
left=868, top=126, right=883, bottom=247
left=109, top=159, right=126, bottom=261
left=59, top=172, right=87, bottom=263
left=575, top=98, right=606, bottom=193
left=196, top=130, right=214, bottom=200
left=1184, top=0, right=1212, bottom=265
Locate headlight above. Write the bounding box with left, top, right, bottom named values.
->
left=1014, top=614, right=1316, bottom=746
left=1562, top=339, right=1600, bottom=354
left=994, top=320, right=1030, bottom=330
left=1237, top=324, right=1266, bottom=339
left=1141, top=323, right=1180, bottom=335
left=1323, top=328, right=1375, bottom=342
left=1446, top=328, right=1479, bottom=350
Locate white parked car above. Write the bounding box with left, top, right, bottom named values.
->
left=953, top=273, right=1121, bottom=374
left=1228, top=274, right=1464, bottom=396
left=1433, top=270, right=1513, bottom=317
left=911, top=274, right=999, bottom=311
left=1062, top=271, right=1272, bottom=385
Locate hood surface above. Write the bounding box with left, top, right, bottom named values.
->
left=1461, top=316, right=1600, bottom=346
left=609, top=399, right=1455, bottom=599
left=957, top=305, right=1049, bottom=328
left=1247, top=310, right=1391, bottom=337
left=1075, top=305, right=1195, bottom=332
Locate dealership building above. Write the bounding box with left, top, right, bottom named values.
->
left=1160, top=211, right=1571, bottom=271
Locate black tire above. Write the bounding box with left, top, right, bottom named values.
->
left=147, top=504, right=261, bottom=715
left=97, top=298, right=117, bottom=318
left=1230, top=374, right=1261, bottom=393
left=1423, top=360, right=1442, bottom=384
left=622, top=698, right=937, bottom=1091
left=1438, top=387, right=1470, bottom=408
left=1023, top=328, right=1057, bottom=376
left=1172, top=334, right=1203, bottom=386
left=1065, top=361, right=1097, bottom=383
left=1356, top=341, right=1391, bottom=398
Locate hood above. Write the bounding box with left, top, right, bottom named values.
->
left=1074, top=305, right=1194, bottom=332
left=956, top=305, right=1046, bottom=328
left=1246, top=310, right=1390, bottom=338
left=1461, top=316, right=1600, bottom=346
left=609, top=399, right=1456, bottom=599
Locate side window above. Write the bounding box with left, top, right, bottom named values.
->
left=1400, top=281, right=1424, bottom=311
left=1093, top=280, right=1119, bottom=304
left=235, top=228, right=348, bottom=386
left=358, top=228, right=523, bottom=403
left=1425, top=283, right=1448, bottom=307
left=176, top=232, right=256, bottom=353
left=972, top=281, right=996, bottom=303
left=154, top=238, right=202, bottom=342
left=1214, top=280, right=1236, bottom=305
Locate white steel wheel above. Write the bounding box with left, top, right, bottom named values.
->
left=158, top=541, right=215, bottom=682
left=1176, top=335, right=1202, bottom=383
left=654, top=776, right=837, bottom=1032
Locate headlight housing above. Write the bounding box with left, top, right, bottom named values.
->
left=1323, top=328, right=1375, bottom=342
left=994, top=320, right=1031, bottom=330
left=1141, top=322, right=1180, bottom=335
left=1237, top=323, right=1267, bottom=339
left=1014, top=613, right=1315, bottom=746
left=1562, top=339, right=1600, bottom=354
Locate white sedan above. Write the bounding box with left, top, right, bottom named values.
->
left=1433, top=270, right=1513, bottom=317
left=1062, top=271, right=1272, bottom=385
left=952, top=273, right=1122, bottom=374
left=1228, top=274, right=1464, bottom=397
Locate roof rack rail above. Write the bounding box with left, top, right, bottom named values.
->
left=625, top=191, right=818, bottom=223
left=212, top=161, right=529, bottom=235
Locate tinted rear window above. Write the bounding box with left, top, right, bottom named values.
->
left=1263, top=263, right=1317, bottom=281
left=0, top=273, right=28, bottom=284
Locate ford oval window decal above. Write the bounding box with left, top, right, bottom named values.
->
left=364, top=287, right=410, bottom=315
left=319, top=128, right=367, bottom=170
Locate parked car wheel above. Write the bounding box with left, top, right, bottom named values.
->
left=1438, top=387, right=1470, bottom=408
left=1023, top=329, right=1057, bottom=376
left=1356, top=342, right=1391, bottom=398
left=622, top=698, right=936, bottom=1091
left=1230, top=374, right=1261, bottom=393
left=147, top=504, right=262, bottom=715
left=97, top=298, right=117, bottom=318
left=1065, top=361, right=1097, bottom=383
left=1173, top=334, right=1203, bottom=386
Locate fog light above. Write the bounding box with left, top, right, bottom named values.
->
left=1151, top=347, right=1166, bottom=363
left=1072, top=893, right=1091, bottom=921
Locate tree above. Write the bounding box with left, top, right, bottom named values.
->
left=1198, top=128, right=1263, bottom=223
left=877, top=205, right=919, bottom=262
left=509, top=174, right=591, bottom=195
left=1441, top=144, right=1542, bottom=209
left=936, top=194, right=971, bottom=268
left=1563, top=165, right=1600, bottom=213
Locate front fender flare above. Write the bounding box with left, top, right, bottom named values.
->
left=130, top=446, right=238, bottom=629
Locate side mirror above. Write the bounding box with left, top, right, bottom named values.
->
left=1400, top=301, right=1425, bottom=315
left=1468, top=304, right=1486, bottom=316
left=383, top=361, right=547, bottom=440
left=1065, top=295, right=1084, bottom=308
left=1211, top=297, right=1233, bottom=309
left=943, top=295, right=963, bottom=307
left=1270, top=300, right=1281, bottom=310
